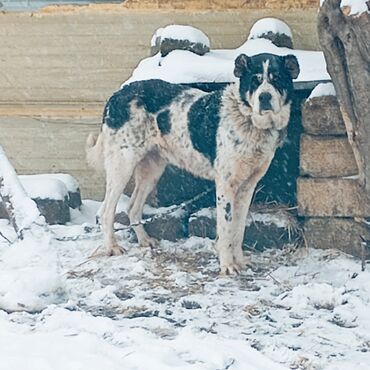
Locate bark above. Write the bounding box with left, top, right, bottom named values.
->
left=318, top=0, right=370, bottom=197
left=0, top=146, right=43, bottom=239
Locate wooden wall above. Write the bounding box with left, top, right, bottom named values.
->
left=0, top=6, right=319, bottom=200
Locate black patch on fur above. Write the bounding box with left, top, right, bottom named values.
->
left=187, top=89, right=223, bottom=165
left=224, top=202, right=232, bottom=222
left=103, top=79, right=189, bottom=129
left=157, top=110, right=171, bottom=135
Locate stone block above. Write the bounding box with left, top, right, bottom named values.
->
left=297, top=178, right=370, bottom=217
left=302, top=96, right=346, bottom=136
left=304, top=218, right=370, bottom=259
left=115, top=208, right=188, bottom=242
left=300, top=134, right=357, bottom=177
left=189, top=207, right=301, bottom=250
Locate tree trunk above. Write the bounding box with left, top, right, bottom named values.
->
left=318, top=0, right=370, bottom=199
left=0, top=146, right=44, bottom=239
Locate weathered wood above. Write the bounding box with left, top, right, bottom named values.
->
left=302, top=95, right=346, bottom=135
left=300, top=134, right=357, bottom=177
left=298, top=178, right=370, bottom=217
left=318, top=0, right=370, bottom=195
left=304, top=218, right=370, bottom=259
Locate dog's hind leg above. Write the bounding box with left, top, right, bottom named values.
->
left=100, top=150, right=139, bottom=256
left=127, top=151, right=166, bottom=248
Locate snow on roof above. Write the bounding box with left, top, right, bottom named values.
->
left=125, top=38, right=330, bottom=87
left=248, top=18, right=293, bottom=40
left=308, top=82, right=336, bottom=100
left=19, top=175, right=69, bottom=201
left=155, top=25, right=210, bottom=47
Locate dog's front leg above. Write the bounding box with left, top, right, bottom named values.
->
left=215, top=178, right=247, bottom=275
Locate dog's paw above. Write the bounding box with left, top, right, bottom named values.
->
left=108, top=245, right=127, bottom=256
left=220, top=263, right=242, bottom=276
left=139, top=235, right=159, bottom=249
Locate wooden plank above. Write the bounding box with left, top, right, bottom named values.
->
left=304, top=218, right=370, bottom=259
left=302, top=95, right=346, bottom=135
left=297, top=178, right=370, bottom=217
left=300, top=134, right=358, bottom=177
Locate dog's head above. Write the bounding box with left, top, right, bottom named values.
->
left=234, top=53, right=299, bottom=130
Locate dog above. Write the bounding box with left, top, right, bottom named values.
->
left=86, top=52, right=299, bottom=275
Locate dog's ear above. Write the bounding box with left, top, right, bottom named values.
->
left=234, top=54, right=251, bottom=78
left=283, top=55, right=300, bottom=79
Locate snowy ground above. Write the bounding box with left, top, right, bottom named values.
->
left=1, top=200, right=370, bottom=370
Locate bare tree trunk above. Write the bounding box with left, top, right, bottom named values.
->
left=0, top=145, right=44, bottom=239
left=318, top=0, right=370, bottom=198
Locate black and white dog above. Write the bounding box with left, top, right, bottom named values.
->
left=86, top=53, right=299, bottom=275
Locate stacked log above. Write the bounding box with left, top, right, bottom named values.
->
left=298, top=92, right=370, bottom=258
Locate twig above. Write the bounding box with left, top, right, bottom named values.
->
left=0, top=230, right=12, bottom=244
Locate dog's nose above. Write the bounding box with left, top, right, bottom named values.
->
left=259, top=92, right=272, bottom=111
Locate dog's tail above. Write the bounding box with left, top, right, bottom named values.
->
left=86, top=132, right=104, bottom=172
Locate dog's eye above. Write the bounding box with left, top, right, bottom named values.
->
left=251, top=75, right=262, bottom=84
left=269, top=73, right=279, bottom=82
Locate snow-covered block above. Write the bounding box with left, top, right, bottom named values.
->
left=150, top=25, right=210, bottom=57
left=302, top=85, right=345, bottom=136
left=0, top=233, right=66, bottom=312
left=308, top=82, right=336, bottom=100
left=189, top=207, right=301, bottom=250
left=26, top=173, right=82, bottom=209
left=0, top=175, right=80, bottom=225
left=248, top=18, right=294, bottom=49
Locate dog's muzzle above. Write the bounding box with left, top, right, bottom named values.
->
left=258, top=92, right=273, bottom=113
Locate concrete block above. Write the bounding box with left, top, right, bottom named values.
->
left=304, top=218, right=370, bottom=259
left=297, top=178, right=370, bottom=217
left=300, top=134, right=357, bottom=177
left=302, top=96, right=346, bottom=136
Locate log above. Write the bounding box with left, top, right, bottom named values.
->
left=304, top=218, right=370, bottom=259
left=302, top=95, right=346, bottom=135
left=297, top=178, right=370, bottom=217
left=300, top=134, right=357, bottom=177
left=318, top=0, right=370, bottom=193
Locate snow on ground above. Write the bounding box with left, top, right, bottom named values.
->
left=125, top=38, right=330, bottom=87
left=308, top=82, right=336, bottom=100
left=248, top=18, right=293, bottom=40
left=1, top=201, right=370, bottom=369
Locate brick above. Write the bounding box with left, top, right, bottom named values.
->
left=304, top=218, right=370, bottom=259
left=297, top=178, right=370, bottom=217
left=302, top=96, right=346, bottom=135
left=300, top=134, right=357, bottom=177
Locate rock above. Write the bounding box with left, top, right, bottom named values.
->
left=302, top=95, right=346, bottom=136
left=35, top=197, right=70, bottom=225
left=300, top=134, right=357, bottom=178
left=248, top=18, right=294, bottom=48
left=189, top=207, right=301, bottom=250
left=115, top=208, right=188, bottom=242
left=150, top=25, right=210, bottom=57
left=304, top=218, right=370, bottom=259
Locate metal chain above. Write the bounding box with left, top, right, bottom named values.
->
left=53, top=186, right=214, bottom=242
